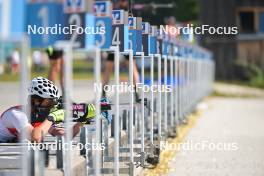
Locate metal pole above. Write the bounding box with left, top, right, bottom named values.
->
left=186, top=56, right=190, bottom=114
left=2, top=0, right=10, bottom=38
left=179, top=57, right=182, bottom=122
left=169, top=56, right=174, bottom=131
left=21, top=36, right=30, bottom=176
left=150, top=54, right=154, bottom=144
left=187, top=54, right=190, bottom=114
left=163, top=55, right=167, bottom=135
left=188, top=57, right=191, bottom=112
left=63, top=42, right=73, bottom=176
left=182, top=57, right=186, bottom=118
left=94, top=47, right=102, bottom=176
left=113, top=47, right=120, bottom=176
left=174, top=56, right=179, bottom=129
left=156, top=54, right=162, bottom=139
left=140, top=52, right=145, bottom=165
left=182, top=57, right=185, bottom=122
left=0, top=38, right=3, bottom=69
left=128, top=50, right=134, bottom=171
left=189, top=55, right=192, bottom=113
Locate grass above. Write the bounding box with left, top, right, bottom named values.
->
left=0, top=60, right=95, bottom=82
left=217, top=79, right=264, bottom=89
left=0, top=59, right=130, bottom=82
left=229, top=61, right=264, bottom=89
left=248, top=75, right=264, bottom=89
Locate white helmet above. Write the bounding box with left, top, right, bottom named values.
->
left=28, top=77, right=59, bottom=99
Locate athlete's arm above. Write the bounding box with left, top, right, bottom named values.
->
left=9, top=109, right=52, bottom=142
left=48, top=126, right=65, bottom=136
left=47, top=122, right=83, bottom=138
left=30, top=119, right=53, bottom=142
left=72, top=122, right=84, bottom=138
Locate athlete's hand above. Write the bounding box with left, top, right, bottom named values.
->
left=49, top=126, right=65, bottom=136
left=47, top=109, right=65, bottom=123
left=72, top=103, right=96, bottom=123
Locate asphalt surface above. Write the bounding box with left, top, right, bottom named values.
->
left=168, top=97, right=264, bottom=176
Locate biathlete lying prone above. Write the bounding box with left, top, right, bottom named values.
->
left=0, top=77, right=112, bottom=143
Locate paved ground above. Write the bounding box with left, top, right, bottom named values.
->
left=214, top=82, right=264, bottom=98
left=168, top=97, right=264, bottom=176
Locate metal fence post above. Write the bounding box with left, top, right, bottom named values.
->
left=163, top=55, right=168, bottom=136
left=62, top=42, right=73, bottom=176
left=113, top=47, right=120, bottom=176
left=128, top=50, right=134, bottom=175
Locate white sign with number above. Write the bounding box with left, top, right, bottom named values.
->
left=64, top=0, right=93, bottom=13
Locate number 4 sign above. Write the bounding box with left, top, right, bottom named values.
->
left=111, top=10, right=129, bottom=52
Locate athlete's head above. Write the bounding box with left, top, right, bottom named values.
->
left=28, top=77, right=59, bottom=118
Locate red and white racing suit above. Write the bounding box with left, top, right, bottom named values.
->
left=0, top=106, right=30, bottom=142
